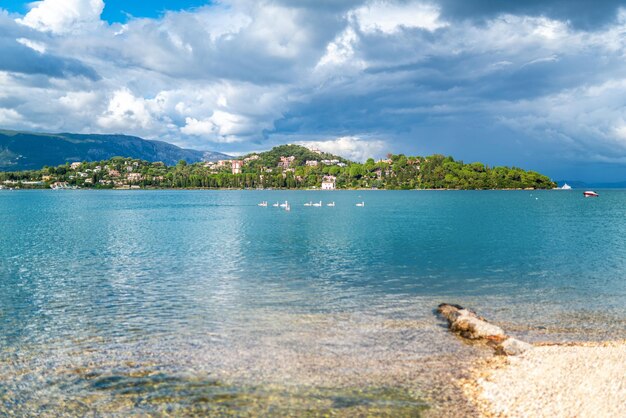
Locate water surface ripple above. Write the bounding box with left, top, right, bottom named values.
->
left=1, top=190, right=625, bottom=416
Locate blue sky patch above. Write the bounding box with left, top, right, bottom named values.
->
left=2, top=0, right=211, bottom=22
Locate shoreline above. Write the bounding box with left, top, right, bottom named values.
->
left=1, top=187, right=558, bottom=192
left=460, top=340, right=626, bottom=417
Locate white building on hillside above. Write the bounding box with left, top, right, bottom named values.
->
left=321, top=175, right=336, bottom=190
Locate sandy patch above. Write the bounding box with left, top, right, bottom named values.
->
left=461, top=340, right=626, bottom=418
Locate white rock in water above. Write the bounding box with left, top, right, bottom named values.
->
left=438, top=303, right=534, bottom=356
left=451, top=315, right=506, bottom=339
left=499, top=338, right=533, bottom=356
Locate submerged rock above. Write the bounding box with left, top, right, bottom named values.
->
left=437, top=303, right=465, bottom=321
left=437, top=304, right=505, bottom=340
left=450, top=315, right=506, bottom=340
left=498, top=337, right=533, bottom=356
left=437, top=303, right=533, bottom=356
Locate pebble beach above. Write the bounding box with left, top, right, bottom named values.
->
left=462, top=340, right=626, bottom=418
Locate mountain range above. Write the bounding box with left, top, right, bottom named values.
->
left=0, top=130, right=231, bottom=171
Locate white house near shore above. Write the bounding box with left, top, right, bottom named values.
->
left=321, top=175, right=336, bottom=190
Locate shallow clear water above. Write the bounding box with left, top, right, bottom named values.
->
left=1, top=190, right=625, bottom=416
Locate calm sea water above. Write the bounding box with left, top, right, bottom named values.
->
left=1, top=190, right=625, bottom=416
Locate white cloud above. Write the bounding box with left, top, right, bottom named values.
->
left=244, top=4, right=312, bottom=59
left=16, top=37, right=46, bottom=53
left=59, top=90, right=100, bottom=110
left=17, top=0, right=104, bottom=33
left=455, top=15, right=573, bottom=54
left=181, top=117, right=215, bottom=136
left=209, top=110, right=252, bottom=136
left=181, top=111, right=254, bottom=143
left=316, top=27, right=365, bottom=70
left=0, top=108, right=22, bottom=124
left=521, top=55, right=560, bottom=67
left=352, top=1, right=447, bottom=34
left=97, top=89, right=154, bottom=131
left=297, top=136, right=387, bottom=161
left=496, top=78, right=626, bottom=161
left=613, top=125, right=626, bottom=141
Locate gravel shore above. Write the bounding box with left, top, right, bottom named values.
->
left=462, top=340, right=626, bottom=418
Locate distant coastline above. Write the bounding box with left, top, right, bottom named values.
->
left=0, top=187, right=558, bottom=191
left=0, top=144, right=556, bottom=191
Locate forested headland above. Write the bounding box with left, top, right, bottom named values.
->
left=0, top=144, right=556, bottom=190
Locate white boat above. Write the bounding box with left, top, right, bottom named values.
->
left=272, top=202, right=279, bottom=207
left=327, top=202, right=335, bottom=207
left=279, top=201, right=289, bottom=207
left=561, top=183, right=572, bottom=190
left=258, top=201, right=268, bottom=207
left=304, top=201, right=313, bottom=206
left=583, top=191, right=599, bottom=197
left=312, top=201, right=322, bottom=207
left=356, top=202, right=365, bottom=207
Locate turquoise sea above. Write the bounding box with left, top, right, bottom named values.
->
left=1, top=190, right=625, bottom=416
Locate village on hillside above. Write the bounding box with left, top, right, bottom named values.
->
left=0, top=144, right=556, bottom=190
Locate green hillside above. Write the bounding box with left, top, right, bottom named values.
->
left=0, top=144, right=555, bottom=190
left=0, top=130, right=230, bottom=171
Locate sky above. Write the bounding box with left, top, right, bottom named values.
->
left=1, top=1, right=626, bottom=181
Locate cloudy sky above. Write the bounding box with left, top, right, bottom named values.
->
left=1, top=0, right=626, bottom=181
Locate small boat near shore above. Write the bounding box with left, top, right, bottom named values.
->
left=583, top=191, right=599, bottom=197
left=258, top=201, right=268, bottom=207
left=327, top=202, right=335, bottom=207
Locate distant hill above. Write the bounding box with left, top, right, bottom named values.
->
left=243, top=144, right=350, bottom=167
left=0, top=130, right=231, bottom=171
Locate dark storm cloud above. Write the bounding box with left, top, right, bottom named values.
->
left=437, top=0, right=625, bottom=29
left=0, top=39, right=100, bottom=80
left=0, top=14, right=100, bottom=80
